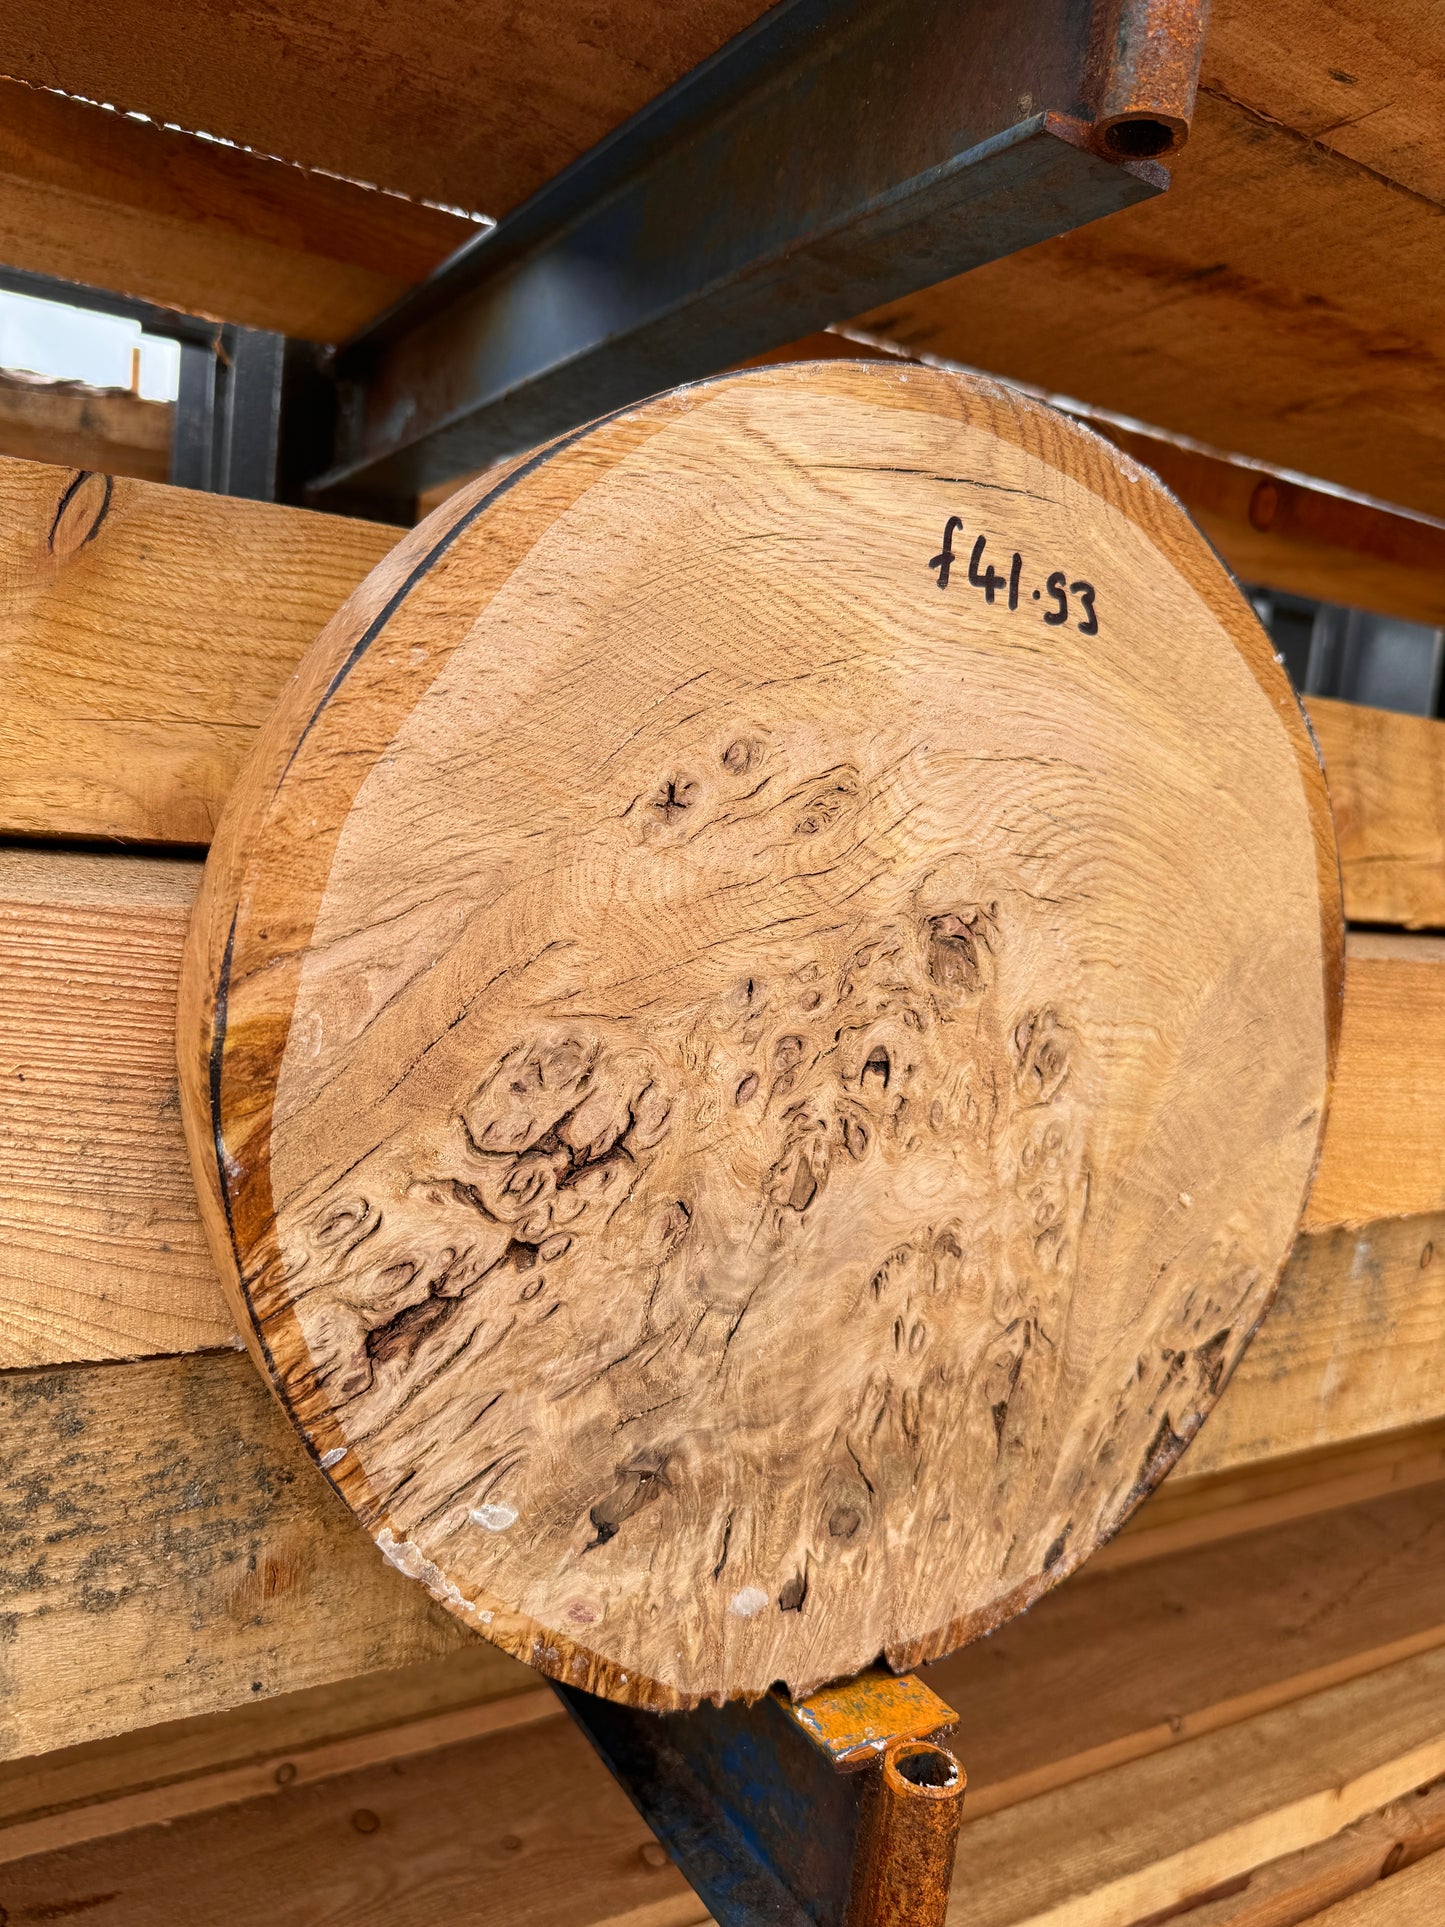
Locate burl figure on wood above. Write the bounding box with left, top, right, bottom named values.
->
left=178, top=362, right=1341, bottom=1708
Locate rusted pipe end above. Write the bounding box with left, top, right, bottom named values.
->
left=845, top=1738, right=966, bottom=1927
left=1088, top=0, right=1210, bottom=163
left=883, top=1738, right=966, bottom=1801
left=1094, top=112, right=1186, bottom=161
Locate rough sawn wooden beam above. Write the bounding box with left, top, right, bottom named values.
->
left=5, top=453, right=1444, bottom=932
left=5, top=847, right=1441, bottom=1372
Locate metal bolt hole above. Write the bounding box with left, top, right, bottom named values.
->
left=895, top=1746, right=958, bottom=1789
left=1103, top=118, right=1176, bottom=158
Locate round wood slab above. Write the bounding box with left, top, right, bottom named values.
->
left=179, top=363, right=1341, bottom=1708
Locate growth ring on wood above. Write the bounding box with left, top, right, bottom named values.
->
left=179, top=363, right=1341, bottom=1708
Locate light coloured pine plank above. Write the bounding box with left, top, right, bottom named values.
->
left=0, top=1645, right=533, bottom=1839
left=0, top=1684, right=554, bottom=1865
left=1104, top=428, right=1445, bottom=636
left=1205, top=0, right=1445, bottom=208
left=0, top=1350, right=473, bottom=1761
left=6, top=1544, right=1445, bottom=1925
left=1303, top=1848, right=1445, bottom=1925
left=6, top=1475, right=1445, bottom=1908
left=0, top=1712, right=708, bottom=1927
left=1307, top=703, right=1445, bottom=934
left=15, top=0, right=1442, bottom=229
left=1178, top=1778, right=1445, bottom=1926
left=1187, top=1213, right=1445, bottom=1480
left=945, top=1648, right=1445, bottom=1927
left=1306, top=936, right=1445, bottom=1231
left=0, top=457, right=396, bottom=846
left=0, top=0, right=771, bottom=215
left=7, top=1335, right=1445, bottom=1765
left=0, top=370, right=171, bottom=486
left=0, top=850, right=231, bottom=1366
left=861, top=87, right=1445, bottom=525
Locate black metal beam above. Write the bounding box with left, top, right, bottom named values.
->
left=170, top=328, right=288, bottom=501
left=310, top=0, right=1205, bottom=507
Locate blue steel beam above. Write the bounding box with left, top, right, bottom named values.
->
left=310, top=0, right=1206, bottom=506
left=555, top=1668, right=964, bottom=1926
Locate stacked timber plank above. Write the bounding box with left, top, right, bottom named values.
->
left=0, top=371, right=170, bottom=485
left=0, top=430, right=1444, bottom=1922
left=5, top=1473, right=1445, bottom=1921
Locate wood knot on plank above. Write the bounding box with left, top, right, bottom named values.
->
left=926, top=906, right=997, bottom=995
left=47, top=469, right=113, bottom=561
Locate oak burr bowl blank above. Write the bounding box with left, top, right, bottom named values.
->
left=178, top=362, right=1341, bottom=1708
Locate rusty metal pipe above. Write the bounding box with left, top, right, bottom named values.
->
left=1091, top=0, right=1211, bottom=158
left=845, top=1736, right=967, bottom=1927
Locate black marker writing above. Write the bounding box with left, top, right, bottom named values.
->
left=928, top=517, right=1099, bottom=635
left=928, top=516, right=964, bottom=590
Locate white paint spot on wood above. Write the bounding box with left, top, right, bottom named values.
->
left=729, top=1586, right=769, bottom=1618
left=375, top=1527, right=473, bottom=1614
left=470, top=1502, right=518, bottom=1531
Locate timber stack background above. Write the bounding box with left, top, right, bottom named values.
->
left=1, top=0, right=1445, bottom=1921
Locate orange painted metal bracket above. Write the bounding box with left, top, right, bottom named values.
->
left=782, top=1665, right=959, bottom=1770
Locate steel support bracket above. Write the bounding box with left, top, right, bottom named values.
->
left=556, top=1668, right=966, bottom=1925
left=309, top=0, right=1209, bottom=508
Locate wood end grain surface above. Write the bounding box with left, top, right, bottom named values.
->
left=178, top=362, right=1340, bottom=1706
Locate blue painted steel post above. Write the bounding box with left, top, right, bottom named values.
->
left=555, top=1667, right=963, bottom=1925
